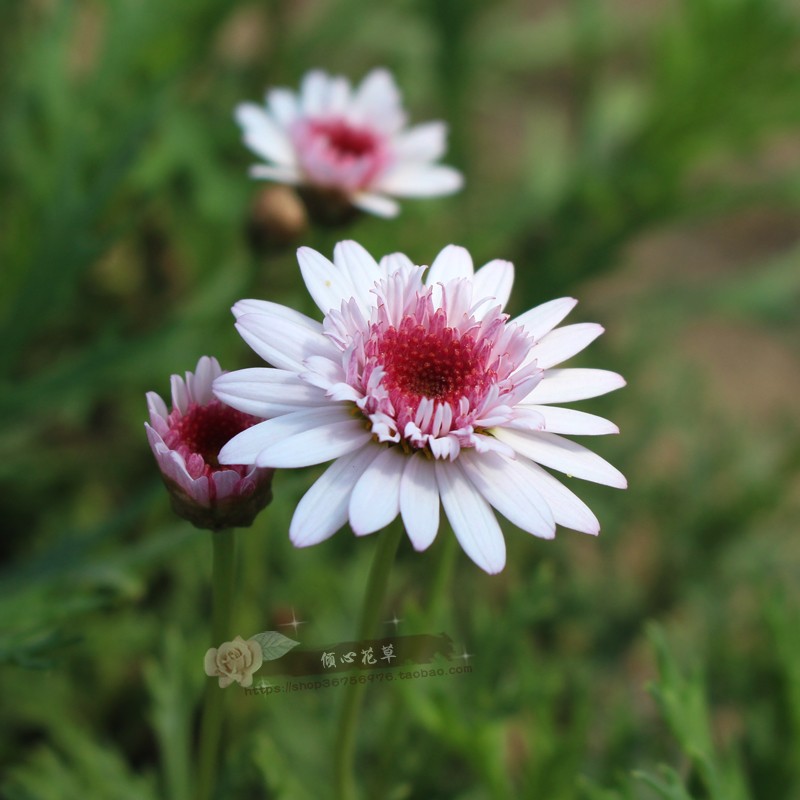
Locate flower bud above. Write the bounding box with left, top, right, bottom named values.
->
left=145, top=356, right=273, bottom=531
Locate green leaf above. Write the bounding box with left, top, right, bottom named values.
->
left=249, top=631, right=300, bottom=662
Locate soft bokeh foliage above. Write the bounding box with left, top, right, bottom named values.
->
left=1, top=0, right=799, bottom=798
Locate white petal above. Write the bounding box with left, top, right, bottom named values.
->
left=531, top=323, right=604, bottom=369
left=380, top=252, right=415, bottom=276
left=524, top=368, right=626, bottom=404
left=376, top=164, right=463, bottom=197
left=391, top=121, right=447, bottom=162
left=235, top=103, right=295, bottom=166
left=266, top=88, right=298, bottom=128
left=325, top=76, right=351, bottom=115
left=351, top=68, right=404, bottom=132
left=435, top=460, right=506, bottom=574
left=399, top=453, right=440, bottom=551
left=426, top=244, right=474, bottom=287
left=350, top=191, right=400, bottom=218
left=253, top=418, right=372, bottom=468
left=235, top=310, right=335, bottom=372
left=472, top=259, right=514, bottom=312
left=218, top=406, right=351, bottom=465
left=520, top=460, right=600, bottom=535
left=188, top=356, right=221, bottom=405
left=459, top=450, right=555, bottom=539
left=170, top=375, right=189, bottom=414
left=300, top=70, right=331, bottom=116
left=213, top=368, right=328, bottom=417
left=512, top=298, right=577, bottom=341
left=332, top=241, right=382, bottom=311
left=523, top=405, right=619, bottom=436
left=349, top=447, right=406, bottom=535
left=290, top=446, right=381, bottom=547
left=248, top=164, right=301, bottom=184
left=492, top=429, right=627, bottom=488
left=232, top=299, right=322, bottom=329
left=146, top=392, right=169, bottom=427
left=297, top=246, right=358, bottom=315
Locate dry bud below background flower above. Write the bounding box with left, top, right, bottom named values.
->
left=214, top=241, right=626, bottom=574
left=246, top=185, right=309, bottom=253
left=145, top=356, right=274, bottom=531
left=235, top=68, right=463, bottom=222
left=204, top=636, right=263, bottom=688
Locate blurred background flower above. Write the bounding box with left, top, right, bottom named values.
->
left=236, top=68, right=463, bottom=222
left=1, top=0, right=799, bottom=798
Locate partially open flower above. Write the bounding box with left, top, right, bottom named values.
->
left=204, top=635, right=263, bottom=688
left=145, top=356, right=273, bottom=531
left=235, top=68, right=463, bottom=222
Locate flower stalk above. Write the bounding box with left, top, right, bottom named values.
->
left=196, top=529, right=237, bottom=800
left=334, top=523, right=403, bottom=800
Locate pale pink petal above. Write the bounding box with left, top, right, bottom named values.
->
left=524, top=368, right=626, bottom=404
left=213, top=368, right=328, bottom=418
left=512, top=298, right=577, bottom=341
left=399, top=453, right=440, bottom=551
left=492, top=429, right=627, bottom=488
left=435, top=460, right=506, bottom=574
left=212, top=470, right=242, bottom=498
left=235, top=103, right=295, bottom=166
left=349, top=447, right=405, bottom=535
left=290, top=446, right=381, bottom=546
left=459, top=450, right=555, bottom=539
left=524, top=405, right=619, bottom=436
left=530, top=323, right=604, bottom=369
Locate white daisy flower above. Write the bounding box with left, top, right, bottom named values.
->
left=214, top=243, right=626, bottom=573
left=145, top=356, right=274, bottom=530
left=235, top=68, right=464, bottom=219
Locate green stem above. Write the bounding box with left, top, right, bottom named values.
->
left=196, top=529, right=237, bottom=800
left=427, top=530, right=458, bottom=624
left=334, top=524, right=403, bottom=800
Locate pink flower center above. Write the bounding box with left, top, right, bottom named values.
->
left=376, top=314, right=495, bottom=409
left=165, top=401, right=258, bottom=475
left=292, top=117, right=389, bottom=192
left=314, top=120, right=377, bottom=159
left=332, top=276, right=541, bottom=458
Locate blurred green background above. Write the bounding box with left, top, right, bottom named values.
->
left=2, top=0, right=800, bottom=798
